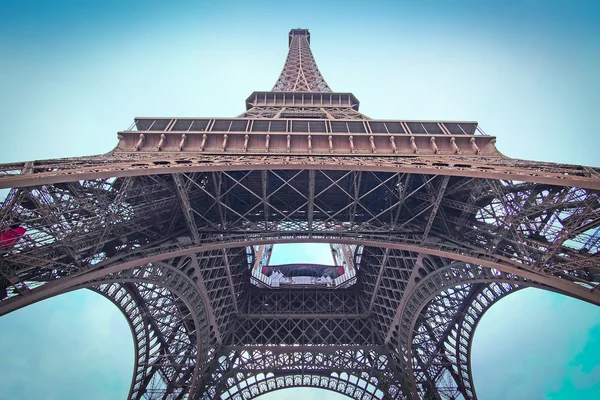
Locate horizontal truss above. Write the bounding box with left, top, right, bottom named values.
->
left=1, top=155, right=598, bottom=191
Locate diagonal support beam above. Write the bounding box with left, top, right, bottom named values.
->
left=183, top=172, right=254, bottom=227
left=189, top=256, right=222, bottom=345
left=422, top=175, right=450, bottom=242
left=349, top=171, right=362, bottom=227
left=310, top=170, right=354, bottom=223
left=307, top=169, right=315, bottom=235
left=172, top=174, right=201, bottom=244
left=221, top=249, right=239, bottom=314
left=392, top=174, right=412, bottom=230
left=368, top=248, right=390, bottom=312
left=212, top=172, right=227, bottom=229
left=261, top=170, right=269, bottom=228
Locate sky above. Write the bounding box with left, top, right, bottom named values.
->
left=0, top=0, right=599, bottom=399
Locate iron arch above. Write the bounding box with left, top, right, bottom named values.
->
left=206, top=347, right=400, bottom=399
left=392, top=262, right=582, bottom=399
left=3, top=260, right=217, bottom=400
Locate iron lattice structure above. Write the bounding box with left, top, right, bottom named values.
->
left=1, top=28, right=599, bottom=400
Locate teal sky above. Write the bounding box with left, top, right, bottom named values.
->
left=0, top=0, right=599, bottom=399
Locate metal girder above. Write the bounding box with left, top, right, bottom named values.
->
left=211, top=172, right=227, bottom=229
left=220, top=249, right=239, bottom=314
left=368, top=248, right=391, bottom=312
left=421, top=175, right=450, bottom=241
left=448, top=284, right=522, bottom=398
left=413, top=283, right=483, bottom=399
left=229, top=316, right=374, bottom=346
left=242, top=289, right=362, bottom=316
left=261, top=170, right=269, bottom=227
left=1, top=154, right=599, bottom=191
left=123, top=282, right=186, bottom=400
left=173, top=173, right=201, bottom=244
left=408, top=280, right=523, bottom=400
left=391, top=173, right=411, bottom=230
left=349, top=171, right=362, bottom=227
left=189, top=256, right=223, bottom=346
left=307, top=169, right=315, bottom=235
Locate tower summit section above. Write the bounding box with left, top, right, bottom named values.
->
left=272, top=29, right=332, bottom=92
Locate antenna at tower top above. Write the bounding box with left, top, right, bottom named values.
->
left=289, top=28, right=310, bottom=46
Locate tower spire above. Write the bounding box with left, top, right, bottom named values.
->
left=272, top=29, right=332, bottom=92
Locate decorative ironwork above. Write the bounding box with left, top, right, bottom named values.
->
left=1, top=28, right=599, bottom=400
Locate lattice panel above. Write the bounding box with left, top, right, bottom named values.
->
left=0, top=176, right=183, bottom=291
left=229, top=316, right=374, bottom=346
left=240, top=289, right=363, bottom=316
left=359, top=247, right=421, bottom=339
left=195, top=248, right=247, bottom=337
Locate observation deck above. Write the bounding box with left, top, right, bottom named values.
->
left=116, top=116, right=496, bottom=156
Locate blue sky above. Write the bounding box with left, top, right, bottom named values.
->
left=0, top=0, right=599, bottom=399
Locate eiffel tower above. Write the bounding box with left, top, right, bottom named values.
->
left=1, top=28, right=599, bottom=400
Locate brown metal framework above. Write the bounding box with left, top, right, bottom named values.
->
left=0, top=29, right=599, bottom=400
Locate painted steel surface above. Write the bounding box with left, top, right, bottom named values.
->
left=0, top=29, right=599, bottom=400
